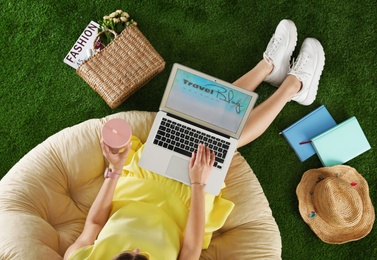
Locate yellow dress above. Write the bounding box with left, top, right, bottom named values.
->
left=69, top=136, right=234, bottom=260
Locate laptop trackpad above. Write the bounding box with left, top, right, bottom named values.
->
left=166, top=156, right=190, bottom=184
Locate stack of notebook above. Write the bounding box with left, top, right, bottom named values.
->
left=280, top=105, right=371, bottom=166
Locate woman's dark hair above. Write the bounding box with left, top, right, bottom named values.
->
left=112, top=252, right=149, bottom=260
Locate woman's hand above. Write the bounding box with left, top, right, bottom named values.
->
left=100, top=141, right=132, bottom=172
left=189, top=144, right=215, bottom=185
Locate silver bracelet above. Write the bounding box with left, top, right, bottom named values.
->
left=191, top=182, right=206, bottom=186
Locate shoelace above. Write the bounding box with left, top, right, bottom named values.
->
left=289, top=54, right=311, bottom=80
left=264, top=34, right=282, bottom=64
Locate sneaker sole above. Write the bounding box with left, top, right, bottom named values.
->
left=300, top=38, right=325, bottom=106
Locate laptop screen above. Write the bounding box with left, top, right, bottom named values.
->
left=161, top=65, right=258, bottom=138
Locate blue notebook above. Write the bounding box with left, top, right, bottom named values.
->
left=311, top=116, right=371, bottom=166
left=280, top=105, right=337, bottom=162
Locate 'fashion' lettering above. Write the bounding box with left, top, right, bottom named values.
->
left=65, top=22, right=99, bottom=64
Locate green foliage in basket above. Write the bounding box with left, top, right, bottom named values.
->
left=98, top=10, right=137, bottom=47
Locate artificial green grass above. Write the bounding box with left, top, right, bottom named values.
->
left=1, top=0, right=376, bottom=259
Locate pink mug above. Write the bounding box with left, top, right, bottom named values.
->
left=102, top=118, right=132, bottom=154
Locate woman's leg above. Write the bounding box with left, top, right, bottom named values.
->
left=233, top=19, right=299, bottom=148
left=236, top=74, right=301, bottom=147
left=236, top=37, right=326, bottom=148
left=232, top=60, right=299, bottom=147
left=233, top=60, right=273, bottom=92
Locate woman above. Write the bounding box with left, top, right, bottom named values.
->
left=64, top=19, right=325, bottom=259
left=64, top=141, right=215, bottom=260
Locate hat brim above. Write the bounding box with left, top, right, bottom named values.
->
left=296, top=165, right=375, bottom=244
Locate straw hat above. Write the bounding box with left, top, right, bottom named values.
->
left=296, top=165, right=375, bottom=244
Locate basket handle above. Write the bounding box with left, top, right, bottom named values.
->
left=93, top=29, right=118, bottom=49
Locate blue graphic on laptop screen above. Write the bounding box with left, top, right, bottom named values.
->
left=166, top=69, right=252, bottom=134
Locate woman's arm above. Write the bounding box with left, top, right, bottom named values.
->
left=178, top=144, right=215, bottom=260
left=63, top=177, right=119, bottom=259
left=64, top=141, right=131, bottom=260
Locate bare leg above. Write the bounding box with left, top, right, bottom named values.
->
left=233, top=20, right=324, bottom=148
left=234, top=61, right=301, bottom=148
left=233, top=60, right=273, bottom=92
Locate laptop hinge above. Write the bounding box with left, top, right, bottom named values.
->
left=166, top=113, right=230, bottom=139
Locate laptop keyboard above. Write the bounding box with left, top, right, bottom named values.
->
left=153, top=118, right=231, bottom=169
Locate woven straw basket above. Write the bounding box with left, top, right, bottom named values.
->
left=77, top=24, right=165, bottom=109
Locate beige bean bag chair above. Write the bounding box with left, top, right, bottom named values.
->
left=0, top=111, right=281, bottom=259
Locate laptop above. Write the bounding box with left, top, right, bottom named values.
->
left=139, top=63, right=258, bottom=195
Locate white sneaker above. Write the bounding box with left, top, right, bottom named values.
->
left=263, top=19, right=297, bottom=87
left=289, top=38, right=325, bottom=106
